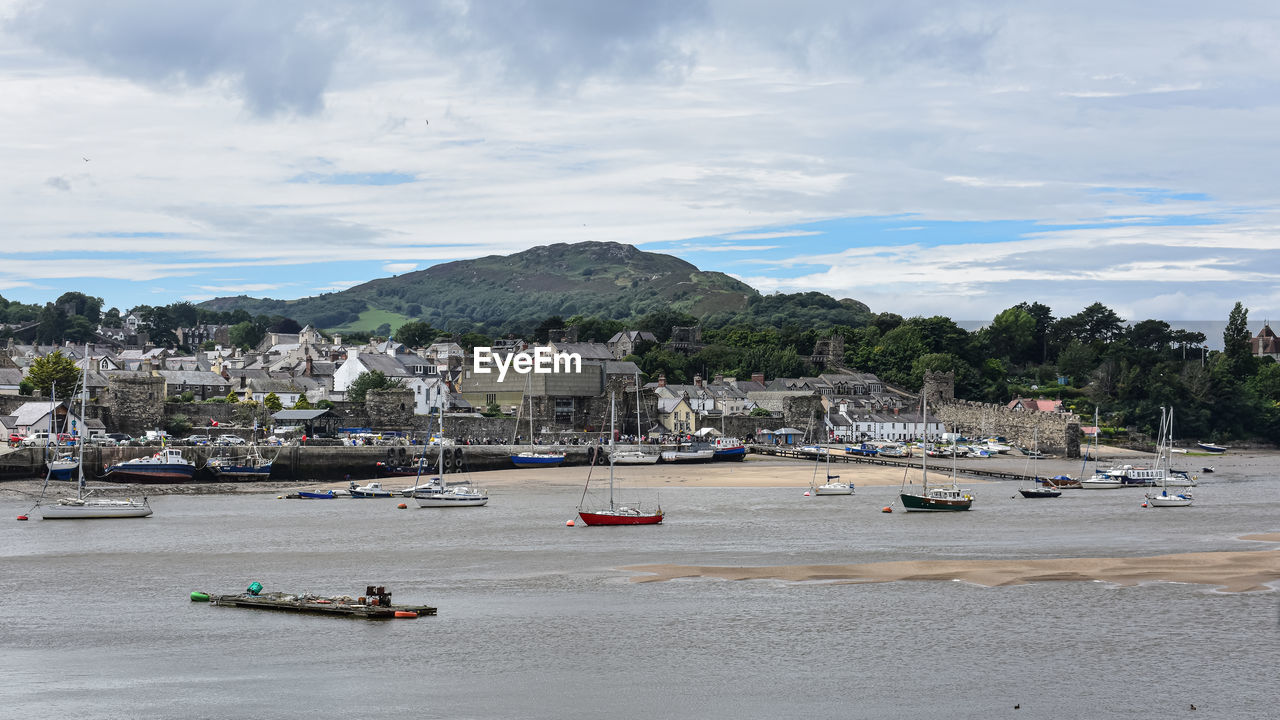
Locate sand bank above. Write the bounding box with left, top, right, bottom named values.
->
left=625, top=548, right=1280, bottom=593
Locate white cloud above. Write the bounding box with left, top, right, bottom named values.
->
left=382, top=262, right=417, bottom=274
left=722, top=230, right=823, bottom=240
left=0, top=1, right=1276, bottom=323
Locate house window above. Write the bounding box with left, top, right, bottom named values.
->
left=485, top=393, right=496, bottom=406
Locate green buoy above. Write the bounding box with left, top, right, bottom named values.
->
left=190, top=591, right=210, bottom=602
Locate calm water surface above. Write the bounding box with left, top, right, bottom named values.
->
left=2, top=453, right=1277, bottom=719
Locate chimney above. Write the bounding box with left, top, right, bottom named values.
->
left=658, top=373, right=666, bottom=388
left=333, top=333, right=343, bottom=346
left=694, top=374, right=702, bottom=388
left=305, top=356, right=313, bottom=376
left=713, top=373, right=723, bottom=385
left=752, top=372, right=765, bottom=385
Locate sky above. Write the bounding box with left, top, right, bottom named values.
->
left=2, top=0, right=1278, bottom=327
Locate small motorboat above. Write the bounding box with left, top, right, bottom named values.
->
left=1201, top=467, right=1215, bottom=473
left=348, top=481, right=393, bottom=498
left=297, top=489, right=335, bottom=499
left=1197, top=442, right=1227, bottom=453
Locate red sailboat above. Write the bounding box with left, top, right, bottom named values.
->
left=577, top=391, right=663, bottom=526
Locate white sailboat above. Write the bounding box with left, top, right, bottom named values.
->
left=40, top=346, right=152, bottom=519
left=810, top=443, right=853, bottom=495
left=1080, top=408, right=1123, bottom=489
left=414, top=410, right=488, bottom=507
left=612, top=372, right=660, bottom=465
left=1147, top=407, right=1194, bottom=507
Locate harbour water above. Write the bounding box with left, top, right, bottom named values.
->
left=1, top=455, right=1277, bottom=719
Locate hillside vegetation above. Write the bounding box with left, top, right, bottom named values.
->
left=198, top=242, right=871, bottom=335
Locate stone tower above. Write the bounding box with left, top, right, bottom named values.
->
left=922, top=370, right=955, bottom=407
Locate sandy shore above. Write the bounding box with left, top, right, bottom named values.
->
left=625, top=544, right=1280, bottom=593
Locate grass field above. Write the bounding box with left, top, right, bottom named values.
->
left=326, top=308, right=411, bottom=334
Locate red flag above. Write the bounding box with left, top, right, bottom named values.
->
left=210, top=418, right=219, bottom=427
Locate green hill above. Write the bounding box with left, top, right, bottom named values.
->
left=198, top=242, right=870, bottom=334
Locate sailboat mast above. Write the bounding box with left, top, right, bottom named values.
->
left=438, top=410, right=445, bottom=478
left=921, top=392, right=928, bottom=490
left=77, top=345, right=88, bottom=497
left=608, top=390, right=616, bottom=510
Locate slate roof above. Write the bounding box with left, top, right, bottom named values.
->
left=271, top=409, right=334, bottom=421
left=12, top=401, right=62, bottom=427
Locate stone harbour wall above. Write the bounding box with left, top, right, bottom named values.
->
left=933, top=399, right=1080, bottom=458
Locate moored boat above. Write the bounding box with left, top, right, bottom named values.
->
left=511, top=451, right=566, bottom=468
left=296, top=489, right=336, bottom=499
left=899, top=399, right=973, bottom=512
left=711, top=437, right=747, bottom=461
left=1196, top=442, right=1227, bottom=453
left=577, top=392, right=663, bottom=526
left=610, top=449, right=660, bottom=465
left=348, top=481, right=393, bottom=498
left=207, top=447, right=273, bottom=479
left=103, top=448, right=196, bottom=483
left=47, top=454, right=78, bottom=481
left=660, top=445, right=715, bottom=463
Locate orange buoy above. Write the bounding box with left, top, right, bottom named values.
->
left=566, top=519, right=575, bottom=526
left=1141, top=502, right=1148, bottom=508
left=16, top=515, right=28, bottom=521
left=397, top=502, right=407, bottom=509
left=394, top=610, right=418, bottom=619
left=881, top=506, right=893, bottom=513
left=803, top=491, right=811, bottom=496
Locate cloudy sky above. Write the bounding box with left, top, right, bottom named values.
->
left=2, top=0, right=1278, bottom=326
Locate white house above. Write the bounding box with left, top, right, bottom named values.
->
left=405, top=376, right=449, bottom=416
left=827, top=403, right=944, bottom=442
left=332, top=349, right=413, bottom=399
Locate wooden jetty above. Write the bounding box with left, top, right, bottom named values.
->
left=204, top=585, right=436, bottom=619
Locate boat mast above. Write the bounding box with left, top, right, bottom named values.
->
left=77, top=344, right=88, bottom=498
left=921, top=392, right=929, bottom=491
left=608, top=390, right=616, bottom=511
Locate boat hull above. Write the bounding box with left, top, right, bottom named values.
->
left=659, top=450, right=714, bottom=463
left=1081, top=479, right=1124, bottom=489
left=48, top=463, right=78, bottom=481
left=414, top=494, right=488, bottom=507
left=103, top=465, right=197, bottom=483
left=899, top=492, right=972, bottom=511
left=41, top=500, right=153, bottom=519
left=297, top=490, right=335, bottom=499
left=209, top=465, right=272, bottom=479
left=511, top=454, right=565, bottom=468
left=1147, top=491, right=1194, bottom=507
left=1019, top=488, right=1062, bottom=498
left=712, top=446, right=746, bottom=461
left=815, top=485, right=854, bottom=495
left=611, top=453, right=660, bottom=465
left=577, top=510, right=664, bottom=525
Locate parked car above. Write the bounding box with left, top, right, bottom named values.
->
left=21, top=432, right=56, bottom=447
left=8, top=433, right=25, bottom=444
left=186, top=434, right=212, bottom=445
left=106, top=433, right=134, bottom=445
left=216, top=434, right=247, bottom=445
